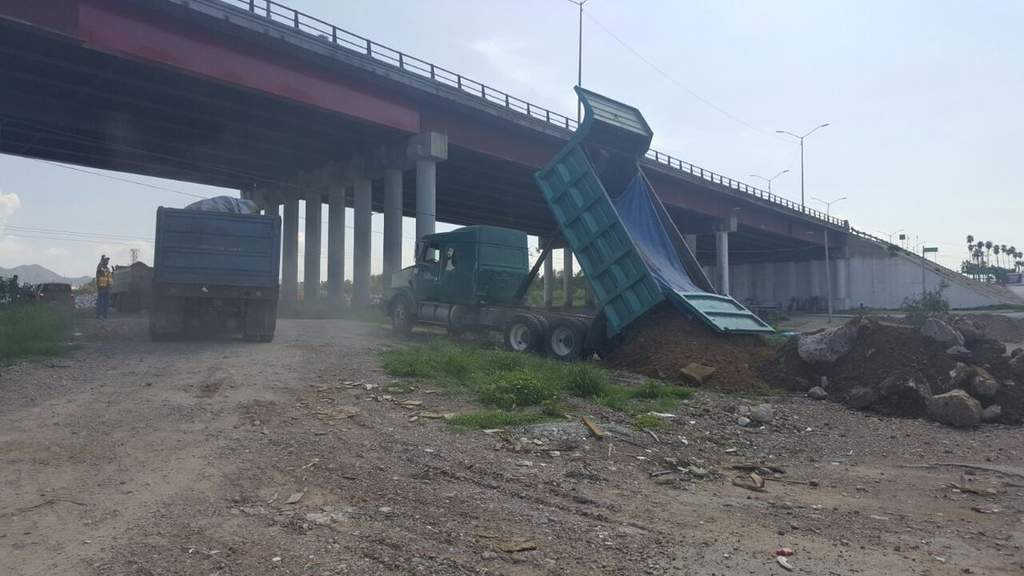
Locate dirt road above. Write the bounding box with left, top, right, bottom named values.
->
left=1, top=318, right=1022, bottom=575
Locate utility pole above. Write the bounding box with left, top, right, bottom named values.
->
left=812, top=196, right=847, bottom=322
left=568, top=0, right=589, bottom=123
left=777, top=123, right=830, bottom=210
left=922, top=246, right=938, bottom=297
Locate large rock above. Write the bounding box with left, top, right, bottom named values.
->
left=749, top=404, right=775, bottom=424
left=798, top=322, right=860, bottom=364
left=947, top=362, right=976, bottom=391
left=1010, top=354, right=1024, bottom=378
left=807, top=386, right=828, bottom=400
left=970, top=367, right=1001, bottom=398
left=981, top=404, right=1003, bottom=423
left=846, top=386, right=879, bottom=410
left=945, top=345, right=972, bottom=362
left=920, top=318, right=965, bottom=347
left=950, top=317, right=986, bottom=343
left=927, top=390, right=982, bottom=428
left=878, top=375, right=932, bottom=418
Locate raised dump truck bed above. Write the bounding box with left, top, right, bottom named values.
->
left=534, top=88, right=773, bottom=336
left=385, top=87, right=770, bottom=362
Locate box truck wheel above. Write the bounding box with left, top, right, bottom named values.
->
left=505, top=314, right=543, bottom=353
left=546, top=318, right=586, bottom=361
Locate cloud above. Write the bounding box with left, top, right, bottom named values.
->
left=0, top=190, right=21, bottom=232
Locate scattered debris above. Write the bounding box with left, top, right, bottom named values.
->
left=496, top=539, right=537, bottom=553
left=284, top=492, right=304, bottom=505
left=731, top=472, right=765, bottom=492
left=581, top=416, right=605, bottom=439
left=774, top=548, right=794, bottom=557
left=776, top=555, right=794, bottom=571
left=679, top=362, right=717, bottom=386
left=797, top=321, right=861, bottom=364
left=736, top=416, right=752, bottom=427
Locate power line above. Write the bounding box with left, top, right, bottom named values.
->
left=39, top=161, right=209, bottom=199
left=584, top=11, right=779, bottom=140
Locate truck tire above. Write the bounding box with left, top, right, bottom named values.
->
left=390, top=296, right=414, bottom=336
left=504, top=314, right=543, bottom=353
left=546, top=318, right=587, bottom=361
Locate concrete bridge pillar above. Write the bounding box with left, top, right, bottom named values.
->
left=408, top=131, right=448, bottom=240
left=713, top=215, right=737, bottom=295
left=715, top=231, right=729, bottom=295
left=303, top=191, right=322, bottom=310
left=326, top=183, right=346, bottom=311
left=281, top=196, right=299, bottom=308
left=563, top=249, right=574, bottom=307
left=352, top=178, right=373, bottom=307
left=543, top=239, right=554, bottom=307
left=835, top=257, right=850, bottom=311
left=382, top=168, right=404, bottom=287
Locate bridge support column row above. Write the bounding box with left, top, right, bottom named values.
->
left=409, top=131, right=447, bottom=241
left=352, top=178, right=372, bottom=307
left=382, top=169, right=403, bottom=287
left=327, top=184, right=346, bottom=310
left=304, top=191, right=322, bottom=309
left=281, top=197, right=299, bottom=308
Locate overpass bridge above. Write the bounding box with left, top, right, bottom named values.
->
left=1, top=0, right=1018, bottom=311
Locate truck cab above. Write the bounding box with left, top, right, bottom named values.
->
left=390, top=226, right=530, bottom=308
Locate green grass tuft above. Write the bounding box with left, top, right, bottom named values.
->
left=0, top=304, right=69, bottom=362
left=447, top=410, right=552, bottom=430
left=632, top=412, right=668, bottom=430
left=381, top=342, right=693, bottom=427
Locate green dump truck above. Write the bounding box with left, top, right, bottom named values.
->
left=385, top=88, right=771, bottom=360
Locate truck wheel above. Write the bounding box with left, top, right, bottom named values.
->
left=546, top=318, right=586, bottom=361
left=505, top=314, right=543, bottom=353
left=390, top=297, right=414, bottom=336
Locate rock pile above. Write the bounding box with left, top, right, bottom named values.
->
left=765, top=317, right=1021, bottom=427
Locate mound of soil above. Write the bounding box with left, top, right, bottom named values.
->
left=960, top=313, right=1024, bottom=344
left=762, top=318, right=1024, bottom=424
left=604, top=304, right=773, bottom=392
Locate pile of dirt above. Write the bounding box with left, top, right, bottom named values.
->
left=958, top=313, right=1024, bottom=344
left=604, top=304, right=774, bottom=392
left=763, top=317, right=1024, bottom=425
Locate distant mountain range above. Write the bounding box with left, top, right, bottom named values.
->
left=0, top=264, right=92, bottom=287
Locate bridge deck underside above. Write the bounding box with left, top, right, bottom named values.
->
left=0, top=15, right=827, bottom=263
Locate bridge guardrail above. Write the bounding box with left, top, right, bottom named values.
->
left=218, top=0, right=847, bottom=229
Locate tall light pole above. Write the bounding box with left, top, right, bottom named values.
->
left=777, top=123, right=830, bottom=211
left=567, top=0, right=589, bottom=123
left=749, top=169, right=790, bottom=194
left=812, top=195, right=847, bottom=322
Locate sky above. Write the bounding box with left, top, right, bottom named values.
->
left=2, top=0, right=1022, bottom=277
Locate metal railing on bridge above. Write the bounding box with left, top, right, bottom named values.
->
left=221, top=0, right=848, bottom=229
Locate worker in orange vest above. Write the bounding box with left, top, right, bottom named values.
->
left=96, top=254, right=113, bottom=319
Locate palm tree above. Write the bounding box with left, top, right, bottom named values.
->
left=984, top=241, right=994, bottom=265
left=994, top=245, right=1002, bottom=268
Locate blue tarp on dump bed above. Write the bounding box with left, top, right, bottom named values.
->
left=612, top=173, right=774, bottom=334
left=612, top=174, right=701, bottom=294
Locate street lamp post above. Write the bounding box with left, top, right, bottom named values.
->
left=811, top=195, right=847, bottom=322
left=567, top=0, right=589, bottom=123
left=749, top=169, right=790, bottom=194
left=777, top=123, right=830, bottom=210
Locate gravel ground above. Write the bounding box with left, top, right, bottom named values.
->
left=1, top=317, right=1023, bottom=575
